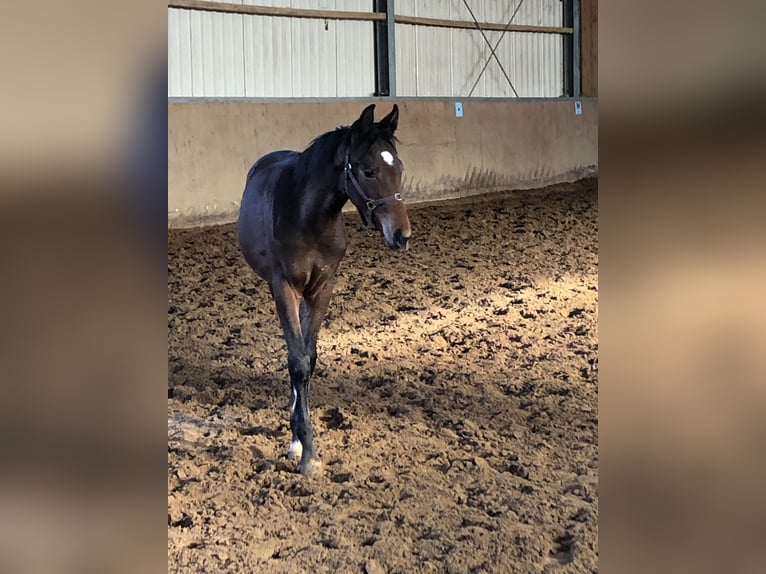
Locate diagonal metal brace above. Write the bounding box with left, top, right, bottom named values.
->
left=463, top=0, right=526, bottom=97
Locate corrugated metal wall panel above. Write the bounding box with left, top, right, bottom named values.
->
left=449, top=1, right=484, bottom=97
left=168, top=9, right=193, bottom=97
left=190, top=8, right=246, bottom=96
left=414, top=1, right=452, bottom=97
left=335, top=0, right=376, bottom=97
left=168, top=1, right=562, bottom=98
left=395, top=0, right=563, bottom=98
left=473, top=0, right=511, bottom=98
left=243, top=1, right=294, bottom=97
left=289, top=0, right=329, bottom=97
left=482, top=0, right=563, bottom=97
left=169, top=1, right=374, bottom=97
left=395, top=1, right=419, bottom=96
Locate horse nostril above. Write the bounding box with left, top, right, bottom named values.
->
left=393, top=229, right=410, bottom=250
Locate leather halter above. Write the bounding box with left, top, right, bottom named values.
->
left=343, top=150, right=402, bottom=229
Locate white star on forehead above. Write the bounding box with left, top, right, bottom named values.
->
left=380, top=150, right=394, bottom=165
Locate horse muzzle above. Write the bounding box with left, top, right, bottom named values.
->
left=388, top=228, right=411, bottom=251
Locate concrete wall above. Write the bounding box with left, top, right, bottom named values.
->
left=168, top=98, right=597, bottom=227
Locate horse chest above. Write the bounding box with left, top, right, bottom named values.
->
left=282, top=249, right=339, bottom=288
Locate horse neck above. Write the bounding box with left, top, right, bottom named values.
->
left=298, top=173, right=347, bottom=226
left=294, top=135, right=349, bottom=228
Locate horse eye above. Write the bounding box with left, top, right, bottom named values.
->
left=362, top=169, right=376, bottom=179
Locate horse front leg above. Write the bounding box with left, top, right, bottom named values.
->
left=299, top=299, right=318, bottom=379
left=300, top=279, right=336, bottom=380
left=271, top=276, right=322, bottom=476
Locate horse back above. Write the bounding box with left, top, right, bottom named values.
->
left=238, top=150, right=299, bottom=280
left=246, top=151, right=296, bottom=184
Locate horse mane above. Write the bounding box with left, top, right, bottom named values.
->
left=294, top=127, right=345, bottom=184
left=294, top=123, right=398, bottom=185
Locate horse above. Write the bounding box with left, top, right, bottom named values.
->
left=237, top=104, right=411, bottom=476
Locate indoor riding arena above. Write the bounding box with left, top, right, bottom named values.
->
left=168, top=2, right=598, bottom=573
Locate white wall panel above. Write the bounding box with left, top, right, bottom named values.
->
left=168, top=9, right=193, bottom=97
left=190, top=9, right=246, bottom=96
left=168, top=1, right=563, bottom=98
left=335, top=0, right=376, bottom=96
left=481, top=0, right=518, bottom=98
left=449, top=0, right=487, bottom=97
left=290, top=0, right=337, bottom=97
left=395, top=0, right=563, bottom=98
left=395, top=0, right=419, bottom=96
left=414, top=1, right=452, bottom=96
left=243, top=1, right=294, bottom=97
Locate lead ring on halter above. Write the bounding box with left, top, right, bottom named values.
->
left=343, top=150, right=403, bottom=229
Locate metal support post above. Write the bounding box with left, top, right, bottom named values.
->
left=562, top=0, right=573, bottom=96
left=573, top=0, right=581, bottom=97
left=386, top=0, right=396, bottom=97
left=373, top=0, right=396, bottom=97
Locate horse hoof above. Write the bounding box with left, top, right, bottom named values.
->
left=287, top=440, right=303, bottom=461
left=301, top=458, right=323, bottom=477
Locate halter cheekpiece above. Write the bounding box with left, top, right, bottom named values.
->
left=343, top=150, right=402, bottom=228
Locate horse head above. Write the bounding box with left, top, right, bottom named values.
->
left=338, top=104, right=412, bottom=251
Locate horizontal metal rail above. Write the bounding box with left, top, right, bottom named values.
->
left=168, top=0, right=573, bottom=35
left=395, top=14, right=572, bottom=35
left=168, top=0, right=385, bottom=22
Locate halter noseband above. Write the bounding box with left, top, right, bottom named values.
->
left=343, top=150, right=402, bottom=228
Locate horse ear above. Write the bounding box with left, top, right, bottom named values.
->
left=379, top=104, right=399, bottom=133
left=353, top=104, right=376, bottom=134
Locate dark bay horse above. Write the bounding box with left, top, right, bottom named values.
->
left=237, top=104, right=411, bottom=476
